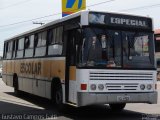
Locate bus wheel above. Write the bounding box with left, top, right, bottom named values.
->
left=51, top=80, right=63, bottom=111
left=13, top=75, right=21, bottom=96
left=109, top=103, right=126, bottom=111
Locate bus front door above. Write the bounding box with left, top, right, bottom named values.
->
left=65, top=30, right=77, bottom=104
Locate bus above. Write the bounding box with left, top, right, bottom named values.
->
left=155, top=29, right=160, bottom=80
left=2, top=10, right=157, bottom=110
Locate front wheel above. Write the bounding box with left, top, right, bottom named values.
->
left=109, top=103, right=126, bottom=111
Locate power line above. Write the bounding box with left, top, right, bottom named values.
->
left=1, top=1, right=160, bottom=29
left=0, top=14, right=59, bottom=28
left=87, top=0, right=115, bottom=8
left=37, top=2, right=160, bottom=24
left=120, top=3, right=160, bottom=12
left=0, top=0, right=33, bottom=10
left=1, top=1, right=160, bottom=28
left=0, top=0, right=115, bottom=28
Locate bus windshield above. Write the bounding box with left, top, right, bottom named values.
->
left=78, top=27, right=155, bottom=69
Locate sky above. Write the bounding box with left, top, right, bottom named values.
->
left=0, top=0, right=160, bottom=56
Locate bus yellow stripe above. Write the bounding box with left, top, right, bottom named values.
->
left=69, top=66, right=76, bottom=81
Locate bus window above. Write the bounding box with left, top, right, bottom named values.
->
left=52, top=28, right=57, bottom=44
left=56, top=27, right=63, bottom=44
left=48, top=26, right=63, bottom=45
left=122, top=32, right=154, bottom=68
left=3, top=43, right=6, bottom=59
left=12, top=40, right=17, bottom=58
left=48, top=29, right=53, bottom=44
left=24, top=35, right=34, bottom=58
left=35, top=31, right=47, bottom=57
left=18, top=38, right=24, bottom=50
left=29, top=35, right=34, bottom=48
left=37, top=32, right=47, bottom=47
left=6, top=41, right=13, bottom=59
left=112, top=31, right=122, bottom=67
left=25, top=37, right=30, bottom=49
left=48, top=26, right=63, bottom=56
left=16, top=38, right=24, bottom=58
left=79, top=28, right=117, bottom=67
left=8, top=41, right=13, bottom=52
left=3, top=42, right=8, bottom=59
left=34, top=33, right=38, bottom=47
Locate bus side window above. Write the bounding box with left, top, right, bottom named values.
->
left=12, top=40, right=17, bottom=59
left=47, top=29, right=53, bottom=45
left=24, top=35, right=34, bottom=58
left=48, top=26, right=63, bottom=56
left=16, top=38, right=24, bottom=58
left=3, top=43, right=7, bottom=59
left=35, top=31, right=47, bottom=57
left=6, top=41, right=13, bottom=59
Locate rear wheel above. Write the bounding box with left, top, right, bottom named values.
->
left=109, top=103, right=126, bottom=111
left=13, top=75, right=21, bottom=96
left=51, top=80, right=64, bottom=111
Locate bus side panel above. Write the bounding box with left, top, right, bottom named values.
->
left=50, top=59, right=66, bottom=101
left=3, top=58, right=66, bottom=100
left=5, top=60, right=14, bottom=87
left=46, top=81, right=52, bottom=99
left=2, top=60, right=7, bottom=84
left=23, top=78, right=33, bottom=94
left=33, top=59, right=51, bottom=98
left=2, top=60, right=15, bottom=87
left=69, top=66, right=77, bottom=104
left=21, top=59, right=34, bottom=94
left=33, top=80, right=46, bottom=98
left=15, top=60, right=21, bottom=77
left=15, top=60, right=23, bottom=91
left=50, top=59, right=66, bottom=81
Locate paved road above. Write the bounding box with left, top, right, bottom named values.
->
left=0, top=78, right=160, bottom=120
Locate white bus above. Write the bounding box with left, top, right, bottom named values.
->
left=2, top=10, right=157, bottom=110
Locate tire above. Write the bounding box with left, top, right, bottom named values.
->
left=13, top=75, right=21, bottom=96
left=109, top=103, right=126, bottom=111
left=52, top=81, right=64, bottom=111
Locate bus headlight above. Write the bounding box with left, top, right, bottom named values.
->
left=140, top=84, right=145, bottom=90
left=98, top=84, right=104, bottom=90
left=147, top=84, right=152, bottom=90
left=90, top=84, right=96, bottom=91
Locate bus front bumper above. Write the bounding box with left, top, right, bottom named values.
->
left=77, top=92, right=158, bottom=107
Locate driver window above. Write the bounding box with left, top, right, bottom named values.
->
left=81, top=28, right=118, bottom=67
left=87, top=36, right=102, bottom=62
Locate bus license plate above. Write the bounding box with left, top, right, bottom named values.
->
left=117, top=96, right=130, bottom=102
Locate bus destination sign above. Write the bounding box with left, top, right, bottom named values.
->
left=89, top=12, right=152, bottom=30
left=110, top=17, right=147, bottom=27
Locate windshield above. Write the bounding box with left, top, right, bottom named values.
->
left=77, top=27, right=155, bottom=69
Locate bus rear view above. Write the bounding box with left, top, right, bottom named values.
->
left=76, top=11, right=157, bottom=110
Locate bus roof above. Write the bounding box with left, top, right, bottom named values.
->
left=4, top=10, right=87, bottom=42
left=4, top=10, right=152, bottom=42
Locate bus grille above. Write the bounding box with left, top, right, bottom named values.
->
left=105, top=83, right=138, bottom=91
left=89, top=71, right=153, bottom=81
